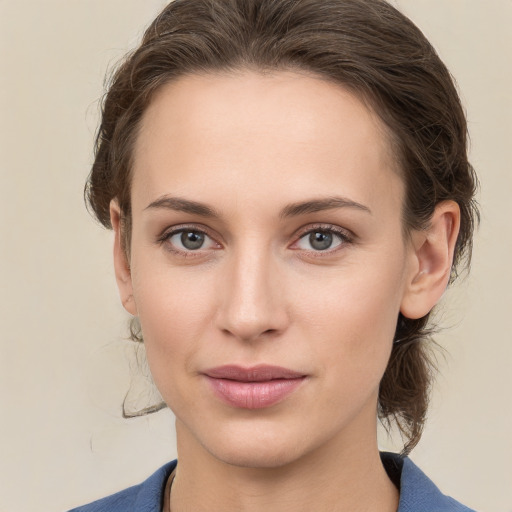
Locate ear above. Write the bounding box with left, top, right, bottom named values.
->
left=110, top=200, right=137, bottom=316
left=400, top=200, right=461, bottom=320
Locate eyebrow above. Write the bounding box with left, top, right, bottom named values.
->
left=144, top=196, right=219, bottom=217
left=279, top=196, right=372, bottom=218
left=144, top=195, right=371, bottom=218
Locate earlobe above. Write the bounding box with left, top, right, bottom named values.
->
left=110, top=200, right=137, bottom=316
left=400, top=201, right=460, bottom=320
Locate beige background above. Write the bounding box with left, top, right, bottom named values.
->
left=0, top=1, right=510, bottom=511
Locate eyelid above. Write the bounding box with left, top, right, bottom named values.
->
left=290, top=223, right=354, bottom=252
left=156, top=222, right=354, bottom=256
left=156, top=224, right=222, bottom=254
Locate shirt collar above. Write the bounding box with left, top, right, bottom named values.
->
left=381, top=452, right=476, bottom=511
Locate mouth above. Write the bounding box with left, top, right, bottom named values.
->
left=203, top=364, right=307, bottom=409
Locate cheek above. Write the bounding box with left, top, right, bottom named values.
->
left=129, top=256, right=218, bottom=380
left=294, top=259, right=405, bottom=382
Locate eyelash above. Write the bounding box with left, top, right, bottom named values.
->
left=292, top=224, right=353, bottom=255
left=156, top=224, right=220, bottom=257
left=156, top=223, right=353, bottom=257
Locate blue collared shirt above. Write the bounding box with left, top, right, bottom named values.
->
left=68, top=453, right=477, bottom=511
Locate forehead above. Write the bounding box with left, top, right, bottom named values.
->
left=131, top=70, right=402, bottom=215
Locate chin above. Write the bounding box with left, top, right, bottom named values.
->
left=200, top=422, right=313, bottom=469
left=210, top=443, right=304, bottom=469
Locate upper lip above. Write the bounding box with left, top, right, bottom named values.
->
left=203, top=365, right=305, bottom=382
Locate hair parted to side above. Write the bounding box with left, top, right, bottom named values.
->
left=86, top=0, right=479, bottom=454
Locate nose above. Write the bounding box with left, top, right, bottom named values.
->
left=215, top=247, right=289, bottom=343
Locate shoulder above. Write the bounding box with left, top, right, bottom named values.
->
left=67, top=460, right=176, bottom=512
left=381, top=452, right=477, bottom=512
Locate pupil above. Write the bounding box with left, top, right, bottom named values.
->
left=181, top=231, right=204, bottom=250
left=310, top=231, right=332, bottom=250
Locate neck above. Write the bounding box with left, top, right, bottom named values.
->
left=169, top=419, right=399, bottom=512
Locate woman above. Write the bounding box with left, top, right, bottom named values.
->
left=70, top=0, right=479, bottom=510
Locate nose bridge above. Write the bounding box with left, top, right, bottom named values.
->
left=217, top=240, right=287, bottom=341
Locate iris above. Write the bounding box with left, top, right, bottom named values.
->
left=309, top=231, right=333, bottom=250
left=181, top=231, right=205, bottom=250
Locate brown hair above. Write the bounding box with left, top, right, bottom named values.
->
left=86, top=0, right=479, bottom=454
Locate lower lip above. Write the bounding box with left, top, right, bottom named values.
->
left=205, top=376, right=306, bottom=409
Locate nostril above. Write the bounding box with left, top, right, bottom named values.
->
left=220, top=326, right=281, bottom=343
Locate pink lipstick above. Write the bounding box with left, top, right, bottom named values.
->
left=203, top=365, right=306, bottom=409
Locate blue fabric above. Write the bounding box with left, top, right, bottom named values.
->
left=68, top=453, right=476, bottom=511
left=68, top=461, right=176, bottom=512
left=381, top=453, right=476, bottom=511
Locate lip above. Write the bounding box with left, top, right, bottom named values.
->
left=203, top=365, right=307, bottom=409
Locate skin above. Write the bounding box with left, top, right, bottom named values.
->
left=111, top=70, right=460, bottom=512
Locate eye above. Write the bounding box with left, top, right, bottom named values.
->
left=164, top=228, right=219, bottom=252
left=294, top=227, right=349, bottom=252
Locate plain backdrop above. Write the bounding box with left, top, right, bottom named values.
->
left=0, top=1, right=510, bottom=511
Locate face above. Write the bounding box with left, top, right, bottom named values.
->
left=115, top=70, right=419, bottom=468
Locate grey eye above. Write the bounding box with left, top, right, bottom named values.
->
left=167, top=230, right=212, bottom=251
left=180, top=231, right=205, bottom=250
left=295, top=229, right=345, bottom=252
left=309, top=231, right=333, bottom=250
